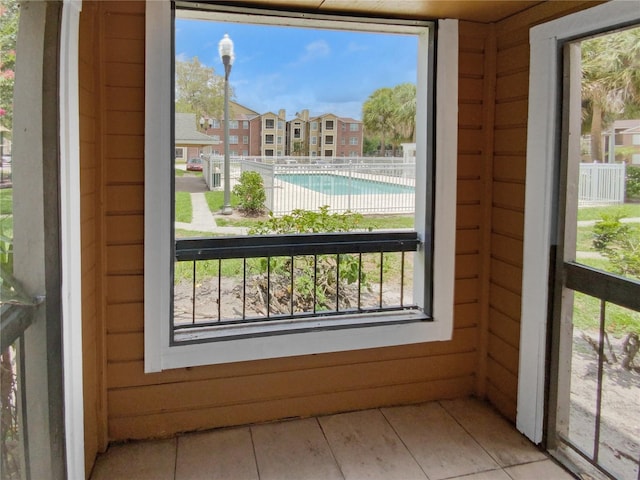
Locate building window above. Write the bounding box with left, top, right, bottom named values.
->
left=311, top=136, right=317, bottom=145
left=341, top=138, right=346, bottom=145
left=277, top=136, right=283, bottom=145
left=243, top=135, right=249, bottom=144
left=230, top=150, right=237, bottom=156
left=341, top=123, right=346, bottom=131
left=311, top=151, right=317, bottom=157
left=212, top=119, right=220, bottom=128
left=265, top=118, right=274, bottom=129
left=278, top=120, right=284, bottom=130
left=350, top=123, right=358, bottom=131
left=243, top=120, right=249, bottom=129
left=265, top=134, right=274, bottom=144
left=229, top=135, right=238, bottom=144
left=175, top=147, right=184, bottom=159
left=294, top=127, right=301, bottom=139
left=146, top=2, right=458, bottom=370
left=311, top=121, right=318, bottom=130
left=229, top=120, right=239, bottom=129
left=242, top=150, right=248, bottom=156
left=350, top=151, right=358, bottom=157
left=350, top=137, right=358, bottom=145
left=325, top=135, right=334, bottom=145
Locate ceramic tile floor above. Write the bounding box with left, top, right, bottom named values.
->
left=90, top=397, right=575, bottom=480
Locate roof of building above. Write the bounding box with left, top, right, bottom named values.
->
left=175, top=113, right=216, bottom=145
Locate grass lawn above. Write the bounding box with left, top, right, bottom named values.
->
left=577, top=203, right=640, bottom=221
left=175, top=192, right=193, bottom=223
left=0, top=187, right=12, bottom=215
left=204, top=190, right=240, bottom=213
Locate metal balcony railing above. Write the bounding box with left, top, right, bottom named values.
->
left=173, top=231, right=422, bottom=341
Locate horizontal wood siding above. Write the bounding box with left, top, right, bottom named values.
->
left=488, top=1, right=601, bottom=420
left=79, top=1, right=102, bottom=475
left=91, top=1, right=486, bottom=442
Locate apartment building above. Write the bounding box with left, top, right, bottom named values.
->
left=200, top=101, right=260, bottom=157
left=200, top=103, right=363, bottom=159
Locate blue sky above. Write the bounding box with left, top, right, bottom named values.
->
left=175, top=19, right=418, bottom=120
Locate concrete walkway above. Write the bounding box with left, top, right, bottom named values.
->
left=577, top=217, right=640, bottom=227
left=175, top=192, right=249, bottom=235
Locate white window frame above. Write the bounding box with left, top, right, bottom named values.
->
left=350, top=123, right=358, bottom=131
left=519, top=0, right=640, bottom=444
left=311, top=136, right=317, bottom=145
left=145, top=2, right=458, bottom=372
left=229, top=135, right=238, bottom=144
left=311, top=121, right=318, bottom=130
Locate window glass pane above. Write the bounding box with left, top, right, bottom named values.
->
left=566, top=27, right=640, bottom=283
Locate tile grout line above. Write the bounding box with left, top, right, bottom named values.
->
left=249, top=426, right=262, bottom=480
left=378, top=407, right=432, bottom=480
left=173, top=437, right=179, bottom=480
left=315, top=415, right=347, bottom=480
left=437, top=399, right=508, bottom=471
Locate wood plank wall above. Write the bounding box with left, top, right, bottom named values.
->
left=487, top=1, right=602, bottom=420
left=79, top=1, right=105, bottom=474
left=79, top=0, right=600, bottom=453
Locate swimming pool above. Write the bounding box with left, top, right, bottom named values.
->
left=277, top=173, right=414, bottom=195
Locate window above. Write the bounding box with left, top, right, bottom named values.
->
left=350, top=123, right=359, bottom=131
left=243, top=120, right=249, bottom=129
left=243, top=135, right=249, bottom=144
left=311, top=151, right=317, bottom=157
left=229, top=135, right=238, bottom=144
left=278, top=120, right=284, bottom=130
left=311, top=121, right=318, bottom=130
left=350, top=151, right=358, bottom=157
left=326, top=135, right=334, bottom=145
left=311, top=136, right=317, bottom=145
left=350, top=137, right=358, bottom=145
left=212, top=119, right=220, bottom=128
left=230, top=150, right=237, bottom=156
left=341, top=138, right=346, bottom=145
left=229, top=120, right=239, bottom=129
left=294, top=127, right=301, bottom=138
left=277, top=136, right=282, bottom=145
left=265, top=118, right=274, bottom=128
left=265, top=134, right=274, bottom=144
left=146, top=2, right=458, bottom=371
left=325, top=120, right=334, bottom=129
left=341, top=123, right=346, bottom=131
left=175, top=147, right=184, bottom=158
left=242, top=150, right=248, bottom=156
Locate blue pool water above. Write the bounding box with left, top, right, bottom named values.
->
left=277, top=173, right=414, bottom=195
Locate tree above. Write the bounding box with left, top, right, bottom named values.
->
left=175, top=56, right=228, bottom=124
left=581, top=28, right=640, bottom=162
left=0, top=0, right=19, bottom=131
left=362, top=83, right=416, bottom=156
left=362, top=87, right=394, bottom=156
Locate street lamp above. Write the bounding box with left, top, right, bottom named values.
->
left=218, top=33, right=234, bottom=215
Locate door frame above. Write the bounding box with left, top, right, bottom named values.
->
left=518, top=0, right=640, bottom=445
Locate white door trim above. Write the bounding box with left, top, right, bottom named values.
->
left=60, top=0, right=85, bottom=478
left=519, top=0, right=640, bottom=444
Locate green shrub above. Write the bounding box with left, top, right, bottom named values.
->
left=592, top=213, right=640, bottom=279
left=232, top=171, right=266, bottom=215
left=249, top=206, right=368, bottom=312
left=626, top=165, right=640, bottom=199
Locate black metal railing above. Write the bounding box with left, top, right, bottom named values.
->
left=173, top=231, right=422, bottom=338
left=560, top=262, right=640, bottom=480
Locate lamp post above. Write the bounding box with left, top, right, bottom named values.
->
left=219, top=33, right=234, bottom=215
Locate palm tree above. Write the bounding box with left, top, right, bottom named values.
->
left=582, top=27, right=640, bottom=162
left=362, top=87, right=395, bottom=156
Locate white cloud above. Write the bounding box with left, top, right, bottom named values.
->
left=175, top=52, right=189, bottom=62
left=346, top=41, right=368, bottom=53
left=296, top=40, right=330, bottom=64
